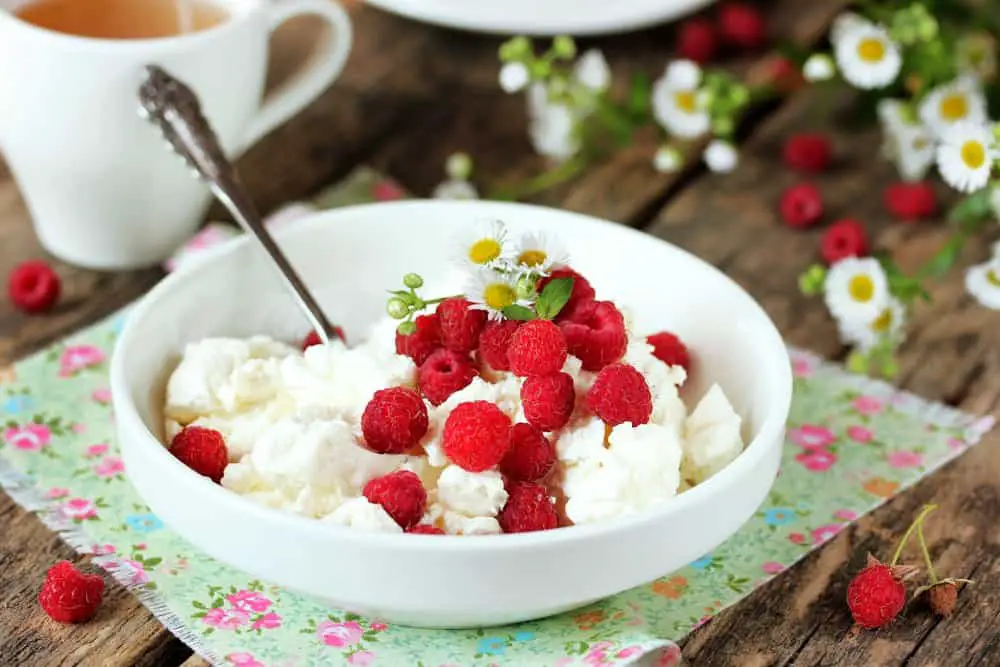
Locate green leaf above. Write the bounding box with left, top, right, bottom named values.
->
left=143, top=557, right=162, bottom=568
left=948, top=189, right=994, bottom=232
left=535, top=277, right=574, bottom=319
left=502, top=305, right=537, bottom=321
left=627, top=72, right=651, bottom=117
left=192, top=600, right=206, bottom=609
left=917, top=232, right=967, bottom=278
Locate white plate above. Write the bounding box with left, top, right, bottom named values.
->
left=364, top=0, right=716, bottom=36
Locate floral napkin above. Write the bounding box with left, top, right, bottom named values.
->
left=0, top=167, right=993, bottom=667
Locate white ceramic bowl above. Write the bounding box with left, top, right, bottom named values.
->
left=111, top=200, right=791, bottom=629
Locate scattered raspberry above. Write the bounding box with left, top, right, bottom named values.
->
left=821, top=219, right=869, bottom=264
left=498, top=481, right=559, bottom=533
left=646, top=331, right=691, bottom=372
left=538, top=267, right=596, bottom=321
left=559, top=300, right=628, bottom=371
left=437, top=298, right=487, bottom=353
left=507, top=319, right=568, bottom=377
left=718, top=2, right=766, bottom=49
left=442, top=401, right=512, bottom=472
left=585, top=363, right=653, bottom=426
left=884, top=181, right=937, bottom=221
left=8, top=260, right=61, bottom=314
left=38, top=560, right=105, bottom=623
left=363, top=470, right=427, bottom=529
left=783, top=134, right=832, bottom=173
left=779, top=183, right=823, bottom=228
left=361, top=387, right=429, bottom=454
left=418, top=348, right=477, bottom=406
left=500, top=423, right=556, bottom=482
left=928, top=582, right=958, bottom=617
left=846, top=556, right=908, bottom=629
left=677, top=18, right=718, bottom=63
left=521, top=372, right=575, bottom=432
left=477, top=319, right=520, bottom=371
left=406, top=524, right=446, bottom=535
left=301, top=327, right=345, bottom=350
left=170, top=426, right=228, bottom=483
left=395, top=313, right=441, bottom=366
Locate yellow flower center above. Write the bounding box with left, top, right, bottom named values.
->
left=960, top=140, right=987, bottom=169
left=857, top=37, right=886, bottom=63
left=483, top=283, right=517, bottom=311
left=871, top=308, right=893, bottom=333
left=939, top=93, right=969, bottom=121
left=468, top=238, right=502, bottom=265
left=988, top=269, right=1000, bottom=287
left=518, top=249, right=548, bottom=267
left=674, top=90, right=697, bottom=113
left=848, top=274, right=875, bottom=303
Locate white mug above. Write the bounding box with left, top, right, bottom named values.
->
left=0, top=0, right=352, bottom=270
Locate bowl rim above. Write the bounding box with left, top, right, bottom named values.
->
left=111, top=199, right=792, bottom=552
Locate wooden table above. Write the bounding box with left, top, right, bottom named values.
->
left=2, top=1, right=999, bottom=665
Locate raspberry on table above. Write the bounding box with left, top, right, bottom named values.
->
left=301, top=327, right=346, bottom=350
left=585, top=363, right=653, bottom=427
left=363, top=470, right=427, bottom=529
left=361, top=387, right=429, bottom=454
left=407, top=524, right=446, bottom=535
left=718, top=2, right=767, bottom=49
left=779, top=183, right=823, bottom=228
left=395, top=313, right=441, bottom=366
left=783, top=134, right=832, bottom=173
left=521, top=372, right=575, bottom=432
left=442, top=401, right=512, bottom=472
left=646, top=331, right=691, bottom=372
left=500, top=423, right=556, bottom=482
left=559, top=300, right=628, bottom=371
left=418, top=348, right=477, bottom=406
left=8, top=260, right=61, bottom=314
left=437, top=298, right=487, bottom=353
left=821, top=219, right=869, bottom=264
left=38, top=560, right=105, bottom=624
left=846, top=557, right=907, bottom=629
left=477, top=319, right=521, bottom=372
left=537, top=267, right=596, bottom=321
left=507, top=319, right=568, bottom=377
left=498, top=481, right=559, bottom=533
left=170, top=426, right=228, bottom=483
left=884, top=181, right=937, bottom=221
left=677, top=17, right=718, bottom=64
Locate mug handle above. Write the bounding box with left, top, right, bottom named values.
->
left=241, top=0, right=353, bottom=151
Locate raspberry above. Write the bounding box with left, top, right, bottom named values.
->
left=437, top=298, right=487, bottom=353
left=507, top=319, right=568, bottom=377
left=477, top=319, right=520, bottom=371
left=846, top=556, right=907, bottom=629
left=363, top=470, right=427, bottom=529
left=718, top=2, right=766, bottom=49
left=407, top=524, right=446, bottom=535
left=498, top=481, right=559, bottom=533
left=500, top=423, right=556, bottom=482
left=395, top=313, right=441, bottom=366
left=38, top=560, right=105, bottom=623
left=783, top=134, right=831, bottom=173
left=821, top=219, right=869, bottom=264
left=537, top=267, right=596, bottom=321
left=677, top=18, right=718, bottom=64
left=559, top=300, right=627, bottom=371
left=765, top=55, right=803, bottom=92
left=418, top=348, right=477, bottom=406
left=884, top=181, right=937, bottom=221
left=361, top=387, right=429, bottom=454
left=779, top=183, right=823, bottom=228
left=646, top=331, right=691, bottom=372
left=928, top=582, right=958, bottom=617
left=170, top=426, right=228, bottom=483
left=442, top=401, right=512, bottom=472
left=585, top=363, right=653, bottom=426
left=8, top=260, right=61, bottom=314
left=521, top=372, right=575, bottom=432
left=301, top=327, right=345, bottom=350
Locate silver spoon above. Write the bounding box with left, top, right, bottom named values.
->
left=137, top=65, right=340, bottom=345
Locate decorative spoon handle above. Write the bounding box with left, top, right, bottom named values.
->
left=138, top=65, right=339, bottom=345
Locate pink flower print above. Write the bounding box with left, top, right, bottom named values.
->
left=788, top=532, right=805, bottom=544
left=226, top=653, right=264, bottom=667
left=117, top=559, right=149, bottom=586
left=203, top=607, right=251, bottom=630
left=947, top=437, right=966, bottom=451
left=136, top=543, right=147, bottom=550
left=92, top=543, right=116, bottom=555
left=226, top=590, right=273, bottom=613
left=788, top=424, right=835, bottom=449
left=791, top=356, right=815, bottom=378
left=372, top=179, right=405, bottom=201
left=617, top=646, right=644, bottom=659
left=61, top=497, right=98, bottom=520
left=94, top=456, right=125, bottom=478
left=852, top=395, right=884, bottom=416
left=654, top=645, right=682, bottom=667
left=45, top=487, right=69, bottom=499
left=317, top=620, right=364, bottom=648
left=347, top=651, right=375, bottom=667
left=71, top=423, right=87, bottom=434
left=4, top=423, right=52, bottom=451
left=834, top=509, right=857, bottom=521
left=794, top=449, right=837, bottom=472
left=369, top=622, right=387, bottom=632
left=846, top=425, right=874, bottom=443
left=888, top=450, right=923, bottom=468
left=811, top=524, right=843, bottom=545
left=59, top=345, right=105, bottom=377
left=252, top=612, right=282, bottom=630
left=84, top=443, right=109, bottom=458
left=762, top=561, right=785, bottom=574
left=91, top=388, right=112, bottom=404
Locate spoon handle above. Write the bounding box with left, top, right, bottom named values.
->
left=137, top=65, right=340, bottom=345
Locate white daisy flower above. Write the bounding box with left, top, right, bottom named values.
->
left=935, top=121, right=997, bottom=193
left=465, top=267, right=522, bottom=319
left=653, top=146, right=683, bottom=173
left=703, top=140, right=738, bottom=173
left=573, top=49, right=611, bottom=93
left=833, top=21, right=902, bottom=90
left=803, top=54, right=836, bottom=82
left=511, top=232, right=570, bottom=274
left=499, top=62, right=531, bottom=94
left=823, top=256, right=891, bottom=326
left=526, top=84, right=580, bottom=162
left=830, top=12, right=868, bottom=45
left=652, top=60, right=710, bottom=139
left=965, top=257, right=1000, bottom=310
left=876, top=99, right=936, bottom=181
left=432, top=179, right=479, bottom=201
left=454, top=219, right=507, bottom=269
left=838, top=298, right=907, bottom=352
left=918, top=75, right=988, bottom=138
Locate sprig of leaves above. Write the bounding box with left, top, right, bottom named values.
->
left=502, top=277, right=574, bottom=321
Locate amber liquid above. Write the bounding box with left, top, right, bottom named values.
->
left=14, top=0, right=229, bottom=39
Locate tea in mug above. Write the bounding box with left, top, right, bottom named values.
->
left=14, top=0, right=229, bottom=39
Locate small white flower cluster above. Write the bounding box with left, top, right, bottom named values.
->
left=822, top=256, right=906, bottom=352
left=965, top=242, right=1000, bottom=310
left=432, top=152, right=478, bottom=201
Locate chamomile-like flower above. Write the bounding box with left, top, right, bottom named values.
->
left=918, top=75, right=988, bottom=138
left=935, top=121, right=997, bottom=193
left=499, top=61, right=531, bottom=93
left=510, top=232, right=569, bottom=274
left=573, top=49, right=611, bottom=93
left=465, top=267, right=522, bottom=319
left=823, top=256, right=890, bottom=326
left=965, top=257, right=1000, bottom=310
left=454, top=219, right=508, bottom=269
left=830, top=12, right=867, bottom=45
left=703, top=140, right=738, bottom=173
left=833, top=20, right=901, bottom=90
left=652, top=60, right=710, bottom=139
left=838, top=298, right=906, bottom=352
left=803, top=54, right=836, bottom=82
left=653, top=146, right=683, bottom=173
left=877, top=102, right=936, bottom=181
left=526, top=84, right=580, bottom=162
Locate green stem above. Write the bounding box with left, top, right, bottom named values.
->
left=916, top=520, right=939, bottom=585
left=891, top=504, right=938, bottom=566
left=487, top=154, right=589, bottom=201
